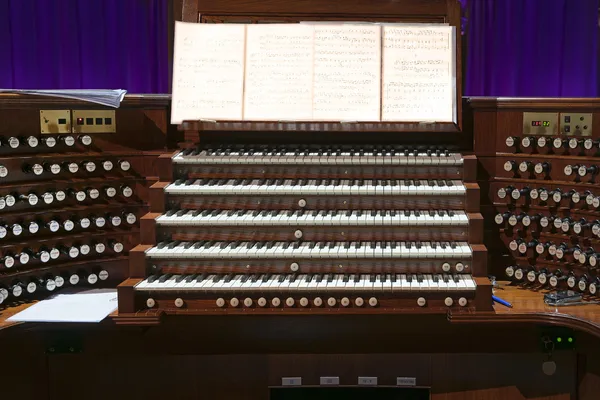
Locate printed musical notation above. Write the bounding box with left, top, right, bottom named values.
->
left=243, top=24, right=314, bottom=121
left=312, top=24, right=381, bottom=121
left=171, top=22, right=245, bottom=124
left=170, top=22, right=457, bottom=124
left=381, top=25, right=456, bottom=122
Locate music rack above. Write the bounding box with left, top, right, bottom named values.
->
left=0, top=94, right=172, bottom=306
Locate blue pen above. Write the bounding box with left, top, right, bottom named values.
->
left=492, top=295, right=513, bottom=308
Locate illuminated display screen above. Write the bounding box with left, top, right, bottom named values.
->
left=531, top=120, right=551, bottom=127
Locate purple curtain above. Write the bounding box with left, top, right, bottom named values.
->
left=465, top=0, right=599, bottom=97
left=0, top=0, right=168, bottom=93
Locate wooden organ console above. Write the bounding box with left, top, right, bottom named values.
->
left=115, top=0, right=494, bottom=321
left=0, top=94, right=171, bottom=306
left=471, top=99, right=600, bottom=296
left=2, top=2, right=600, bottom=400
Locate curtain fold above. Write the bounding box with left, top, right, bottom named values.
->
left=465, top=0, right=599, bottom=97
left=0, top=0, right=168, bottom=93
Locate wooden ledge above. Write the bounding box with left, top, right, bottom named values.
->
left=449, top=283, right=600, bottom=338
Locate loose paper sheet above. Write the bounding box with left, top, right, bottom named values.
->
left=7, top=289, right=118, bottom=323
left=171, top=22, right=246, bottom=124
left=381, top=25, right=456, bottom=122
left=243, top=24, right=314, bottom=121
left=312, top=24, right=381, bottom=121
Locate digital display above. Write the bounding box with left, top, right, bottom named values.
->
left=531, top=120, right=551, bottom=127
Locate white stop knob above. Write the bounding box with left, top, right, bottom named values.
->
left=444, top=297, right=454, bottom=307
left=174, top=298, right=184, bottom=308
left=455, top=262, right=464, bottom=272
left=243, top=298, right=253, bottom=307
left=230, top=298, right=239, bottom=307
left=327, top=297, right=337, bottom=307
left=286, top=297, right=295, bottom=307
left=458, top=297, right=467, bottom=307
left=442, top=262, right=451, bottom=272
left=272, top=297, right=281, bottom=307
left=368, top=297, right=378, bottom=307
left=258, top=297, right=267, bottom=307
left=216, top=298, right=225, bottom=307
left=298, top=199, right=307, bottom=207
left=313, top=297, right=323, bottom=307
left=341, top=297, right=350, bottom=307
left=290, top=262, right=299, bottom=272
left=300, top=297, right=309, bottom=307
left=355, top=297, right=364, bottom=307
left=294, top=230, right=303, bottom=239
left=146, top=298, right=155, bottom=308
left=417, top=297, right=427, bottom=307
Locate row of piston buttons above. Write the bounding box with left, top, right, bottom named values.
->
left=506, top=267, right=600, bottom=295
left=287, top=262, right=466, bottom=272
left=497, top=186, right=600, bottom=207
left=145, top=296, right=469, bottom=308
left=506, top=136, right=598, bottom=150
left=503, top=160, right=599, bottom=178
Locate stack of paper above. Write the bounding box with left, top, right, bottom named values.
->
left=6, top=288, right=118, bottom=323
left=0, top=89, right=127, bottom=108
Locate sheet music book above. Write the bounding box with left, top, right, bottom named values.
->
left=0, top=89, right=127, bottom=108
left=381, top=25, right=456, bottom=123
left=170, top=22, right=457, bottom=124
left=171, top=21, right=246, bottom=124
left=311, top=24, right=381, bottom=121
left=243, top=24, right=314, bottom=121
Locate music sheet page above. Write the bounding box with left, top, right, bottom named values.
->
left=381, top=25, right=456, bottom=122
left=311, top=24, right=381, bottom=121
left=243, top=24, right=314, bottom=121
left=171, top=22, right=246, bottom=124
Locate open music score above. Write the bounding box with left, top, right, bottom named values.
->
left=171, top=22, right=245, bottom=123
left=382, top=25, right=456, bottom=123
left=311, top=24, right=381, bottom=121
left=244, top=24, right=314, bottom=121
left=170, top=22, right=456, bottom=124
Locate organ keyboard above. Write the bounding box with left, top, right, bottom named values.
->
left=173, top=146, right=464, bottom=166
left=156, top=209, right=470, bottom=227
left=165, top=179, right=467, bottom=196
left=117, top=143, right=492, bottom=319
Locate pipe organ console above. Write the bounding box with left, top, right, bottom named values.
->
left=0, top=94, right=171, bottom=305
left=4, top=2, right=600, bottom=399
left=117, top=141, right=493, bottom=317
left=471, top=98, right=600, bottom=297
left=110, top=0, right=498, bottom=322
